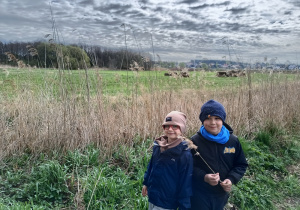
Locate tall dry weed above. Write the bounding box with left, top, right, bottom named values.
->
left=0, top=73, right=299, bottom=159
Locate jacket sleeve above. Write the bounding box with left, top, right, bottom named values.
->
left=177, top=150, right=193, bottom=210
left=226, top=139, right=248, bottom=184
left=191, top=141, right=207, bottom=184
left=142, top=153, right=153, bottom=186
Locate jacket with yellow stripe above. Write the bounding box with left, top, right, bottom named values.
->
left=191, top=123, right=248, bottom=196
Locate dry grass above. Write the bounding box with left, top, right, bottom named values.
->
left=0, top=73, right=299, bottom=160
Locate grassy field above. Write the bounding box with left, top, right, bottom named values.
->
left=1, top=67, right=298, bottom=97
left=0, top=66, right=299, bottom=209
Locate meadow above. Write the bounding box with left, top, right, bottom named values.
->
left=0, top=66, right=299, bottom=209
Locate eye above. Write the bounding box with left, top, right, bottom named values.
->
left=163, top=125, right=170, bottom=129
left=173, top=125, right=179, bottom=129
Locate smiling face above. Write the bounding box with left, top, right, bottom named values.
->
left=163, top=125, right=182, bottom=141
left=203, top=116, right=223, bottom=135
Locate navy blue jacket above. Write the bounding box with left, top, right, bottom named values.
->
left=143, top=140, right=193, bottom=210
left=191, top=123, right=248, bottom=196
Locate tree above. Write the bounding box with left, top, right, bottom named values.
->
left=202, top=63, right=209, bottom=70
left=36, top=43, right=90, bottom=69
left=179, top=62, right=186, bottom=69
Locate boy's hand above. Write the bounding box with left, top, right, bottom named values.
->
left=204, top=173, right=220, bottom=186
left=142, top=185, right=148, bottom=197
left=220, top=179, right=232, bottom=192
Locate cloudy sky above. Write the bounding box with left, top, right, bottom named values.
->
left=1, top=0, right=300, bottom=64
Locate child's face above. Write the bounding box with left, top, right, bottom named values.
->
left=203, top=116, right=223, bottom=135
left=163, top=125, right=182, bottom=141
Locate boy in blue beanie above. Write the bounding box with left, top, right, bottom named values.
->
left=190, top=100, right=248, bottom=210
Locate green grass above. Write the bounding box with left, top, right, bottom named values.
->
left=1, top=68, right=298, bottom=97
left=0, top=138, right=152, bottom=209
left=230, top=125, right=300, bottom=209
left=0, top=126, right=299, bottom=209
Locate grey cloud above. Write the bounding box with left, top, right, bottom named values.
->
left=190, top=1, right=231, bottom=10
left=284, top=11, right=292, bottom=15
left=125, top=12, right=147, bottom=19
left=249, top=35, right=262, bottom=41
left=154, top=7, right=164, bottom=12
left=94, top=3, right=132, bottom=13
left=289, top=0, right=300, bottom=7
left=248, top=28, right=291, bottom=35
left=138, top=0, right=149, bottom=4
left=179, top=20, right=197, bottom=30
left=226, top=23, right=243, bottom=31
left=120, top=9, right=146, bottom=18
left=178, top=0, right=199, bottom=4
left=169, top=33, right=184, bottom=40
left=78, top=0, right=94, bottom=5
left=249, top=41, right=272, bottom=48
left=225, top=7, right=248, bottom=15
left=54, top=11, right=67, bottom=16
left=94, top=18, right=122, bottom=26
left=260, top=13, right=273, bottom=17
left=190, top=4, right=211, bottom=10
left=0, top=13, right=47, bottom=27
left=136, top=0, right=150, bottom=9
left=219, top=1, right=231, bottom=6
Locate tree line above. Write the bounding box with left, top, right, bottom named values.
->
left=0, top=41, right=153, bottom=70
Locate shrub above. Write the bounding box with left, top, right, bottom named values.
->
left=23, top=160, right=71, bottom=206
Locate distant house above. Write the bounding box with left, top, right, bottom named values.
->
left=288, top=64, right=299, bottom=70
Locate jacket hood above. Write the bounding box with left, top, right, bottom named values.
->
left=223, top=122, right=233, bottom=134
left=153, top=136, right=195, bottom=155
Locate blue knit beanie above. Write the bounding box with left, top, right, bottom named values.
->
left=199, top=100, right=226, bottom=123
